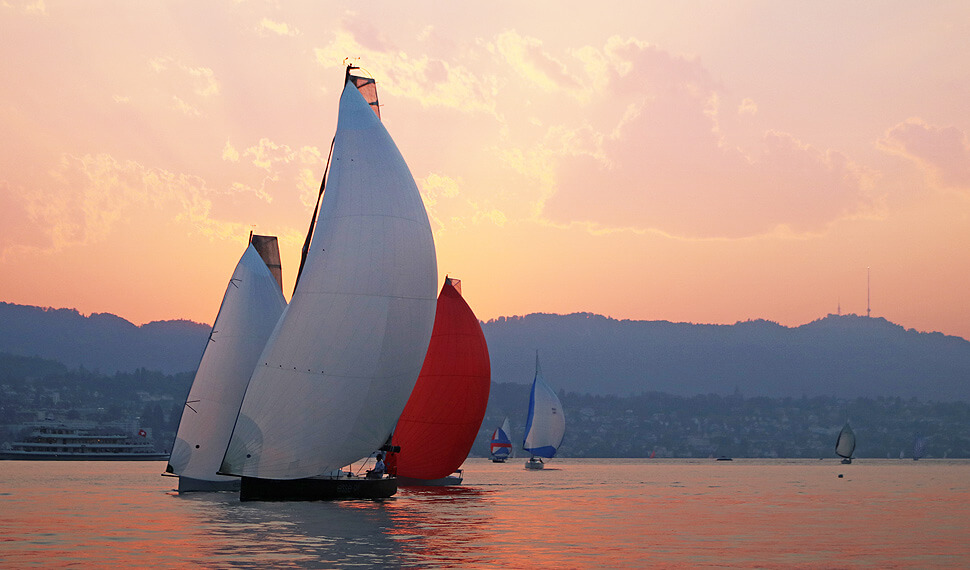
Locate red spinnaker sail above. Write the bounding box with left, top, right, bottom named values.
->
left=388, top=278, right=491, bottom=480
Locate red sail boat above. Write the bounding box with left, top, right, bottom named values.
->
left=387, top=277, right=491, bottom=485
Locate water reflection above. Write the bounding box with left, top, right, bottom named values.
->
left=3, top=459, right=969, bottom=567
left=169, top=484, right=500, bottom=567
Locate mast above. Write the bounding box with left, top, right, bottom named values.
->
left=294, top=64, right=379, bottom=294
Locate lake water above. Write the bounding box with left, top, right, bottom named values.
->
left=1, top=458, right=968, bottom=568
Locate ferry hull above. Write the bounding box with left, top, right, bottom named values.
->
left=0, top=451, right=169, bottom=461
left=240, top=475, right=397, bottom=501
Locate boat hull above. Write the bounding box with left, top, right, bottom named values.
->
left=177, top=476, right=240, bottom=493
left=397, top=472, right=463, bottom=487
left=240, top=475, right=397, bottom=501
left=525, top=459, right=545, bottom=470
left=0, top=451, right=169, bottom=461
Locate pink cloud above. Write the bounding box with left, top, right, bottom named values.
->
left=541, top=40, right=872, bottom=238
left=0, top=180, right=52, bottom=253
left=879, top=119, right=970, bottom=189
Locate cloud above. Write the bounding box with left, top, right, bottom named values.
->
left=147, top=56, right=220, bottom=116
left=879, top=119, right=970, bottom=189
left=532, top=38, right=874, bottom=238
left=738, top=98, right=758, bottom=116
left=222, top=139, right=240, bottom=162
left=220, top=138, right=323, bottom=206
left=259, top=17, right=300, bottom=37
left=0, top=179, right=51, bottom=255
left=2, top=0, right=46, bottom=15
left=418, top=172, right=508, bottom=232
left=494, top=30, right=584, bottom=94
left=1, top=153, right=253, bottom=253
left=313, top=30, right=499, bottom=116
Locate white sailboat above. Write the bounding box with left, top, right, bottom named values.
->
left=835, top=422, right=856, bottom=464
left=220, top=65, right=437, bottom=501
left=522, top=352, right=565, bottom=470
left=913, top=434, right=928, bottom=461
left=166, top=236, right=287, bottom=492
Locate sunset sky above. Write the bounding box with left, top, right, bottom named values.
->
left=2, top=1, right=969, bottom=340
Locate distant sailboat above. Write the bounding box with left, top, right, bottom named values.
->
left=387, top=277, right=491, bottom=486
left=490, top=418, right=513, bottom=463
left=167, top=235, right=287, bottom=492
left=523, top=352, right=565, bottom=470
left=913, top=434, right=928, bottom=461
left=219, top=65, right=438, bottom=501
left=835, top=422, right=856, bottom=464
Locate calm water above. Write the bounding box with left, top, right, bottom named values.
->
left=1, top=458, right=968, bottom=568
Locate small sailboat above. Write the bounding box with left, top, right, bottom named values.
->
left=522, top=352, right=565, bottom=470
left=166, top=235, right=287, bottom=492
left=835, top=422, right=856, bottom=464
left=387, top=277, right=491, bottom=486
left=219, top=65, right=438, bottom=501
left=490, top=418, right=513, bottom=463
left=913, top=434, right=928, bottom=461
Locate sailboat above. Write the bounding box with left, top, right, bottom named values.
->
left=913, top=433, right=928, bottom=461
left=386, top=277, right=491, bottom=486
left=523, top=352, right=565, bottom=470
left=835, top=422, right=856, bottom=464
left=219, top=65, right=438, bottom=501
left=490, top=418, right=513, bottom=463
left=166, top=235, right=287, bottom=492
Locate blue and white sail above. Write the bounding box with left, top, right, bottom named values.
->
left=490, top=417, right=513, bottom=461
left=522, top=352, right=565, bottom=459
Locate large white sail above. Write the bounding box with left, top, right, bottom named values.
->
left=221, top=77, right=437, bottom=480
left=523, top=354, right=565, bottom=458
left=168, top=243, right=287, bottom=484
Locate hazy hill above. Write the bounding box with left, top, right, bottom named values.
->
left=0, top=302, right=210, bottom=375
left=2, top=301, right=968, bottom=401
left=482, top=313, right=970, bottom=401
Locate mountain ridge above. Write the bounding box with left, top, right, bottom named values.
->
left=1, top=302, right=967, bottom=400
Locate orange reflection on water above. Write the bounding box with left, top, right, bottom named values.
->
left=2, top=459, right=969, bottom=567
left=1, top=462, right=209, bottom=566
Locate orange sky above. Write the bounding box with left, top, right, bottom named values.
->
left=1, top=1, right=969, bottom=340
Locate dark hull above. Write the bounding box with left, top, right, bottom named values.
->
left=0, top=452, right=169, bottom=461
left=177, top=476, right=241, bottom=493
left=397, top=474, right=463, bottom=487
left=240, top=475, right=397, bottom=501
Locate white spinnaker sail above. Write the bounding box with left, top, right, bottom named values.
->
left=169, top=244, right=287, bottom=482
left=220, top=79, right=437, bottom=480
left=836, top=422, right=856, bottom=459
left=523, top=356, right=565, bottom=458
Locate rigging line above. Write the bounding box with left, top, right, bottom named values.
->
left=294, top=135, right=336, bottom=295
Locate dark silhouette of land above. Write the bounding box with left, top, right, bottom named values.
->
left=2, top=302, right=969, bottom=458
left=2, top=302, right=968, bottom=400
